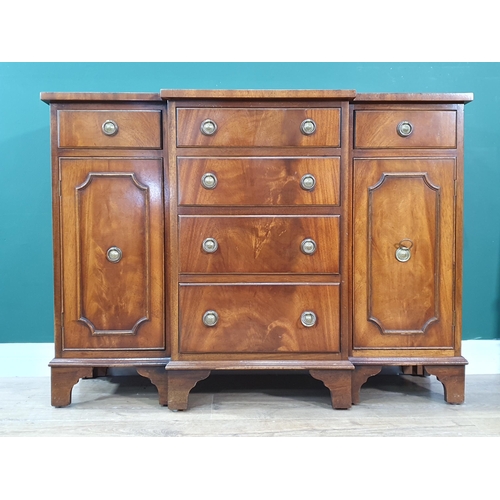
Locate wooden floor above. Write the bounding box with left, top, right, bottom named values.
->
left=1, top=371, right=499, bottom=437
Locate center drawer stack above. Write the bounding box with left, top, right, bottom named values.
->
left=165, top=91, right=355, bottom=409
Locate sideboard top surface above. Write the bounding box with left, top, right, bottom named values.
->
left=40, top=92, right=163, bottom=103
left=159, top=89, right=357, bottom=99
left=354, top=92, right=473, bottom=103
left=40, top=90, right=473, bottom=104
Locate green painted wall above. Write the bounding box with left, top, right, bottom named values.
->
left=0, top=62, right=498, bottom=342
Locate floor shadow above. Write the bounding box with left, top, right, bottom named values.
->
left=191, top=371, right=328, bottom=394
left=90, top=369, right=441, bottom=402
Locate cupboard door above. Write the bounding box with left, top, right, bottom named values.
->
left=353, top=158, right=456, bottom=350
left=60, top=158, right=164, bottom=351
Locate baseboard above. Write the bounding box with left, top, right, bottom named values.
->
left=0, top=343, right=55, bottom=377
left=462, top=340, right=500, bottom=374
left=0, top=340, right=498, bottom=377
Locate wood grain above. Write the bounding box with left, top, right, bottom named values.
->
left=178, top=215, right=340, bottom=274
left=167, top=370, right=211, bottom=410
left=354, top=110, right=457, bottom=149
left=42, top=90, right=472, bottom=412
left=41, top=92, right=162, bottom=103
left=176, top=108, right=340, bottom=148
left=353, top=158, right=455, bottom=349
left=60, top=158, right=165, bottom=350
left=161, top=89, right=356, bottom=99
left=50, top=366, right=93, bottom=407
left=354, top=92, right=473, bottom=103
left=177, top=157, right=340, bottom=206
left=57, top=110, right=162, bottom=149
left=309, top=369, right=352, bottom=409
left=178, top=283, right=341, bottom=354
left=424, top=365, right=465, bottom=404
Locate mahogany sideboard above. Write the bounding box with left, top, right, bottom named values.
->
left=41, top=90, right=473, bottom=409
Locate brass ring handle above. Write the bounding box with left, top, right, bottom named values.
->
left=395, top=238, right=413, bottom=262
left=300, top=119, right=317, bottom=135
left=106, top=246, right=122, bottom=263
left=300, top=174, right=316, bottom=191
left=301, top=311, right=317, bottom=327
left=102, top=119, right=119, bottom=136
left=202, top=310, right=219, bottom=327
left=201, top=173, right=218, bottom=189
left=397, top=121, right=413, bottom=137
left=202, top=237, right=218, bottom=253
left=301, top=238, right=317, bottom=255
left=200, top=119, right=218, bottom=136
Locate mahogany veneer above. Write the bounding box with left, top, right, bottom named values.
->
left=41, top=89, right=472, bottom=410
left=176, top=107, right=341, bottom=147
left=350, top=94, right=471, bottom=404
left=177, top=157, right=341, bottom=206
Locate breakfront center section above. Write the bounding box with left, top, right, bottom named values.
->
left=162, top=91, right=356, bottom=410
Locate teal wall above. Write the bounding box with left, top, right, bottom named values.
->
left=0, top=62, right=498, bottom=342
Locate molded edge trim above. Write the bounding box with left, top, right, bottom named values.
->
left=40, top=92, right=162, bottom=103
left=354, top=92, right=474, bottom=103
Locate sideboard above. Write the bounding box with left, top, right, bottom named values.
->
left=41, top=90, right=473, bottom=409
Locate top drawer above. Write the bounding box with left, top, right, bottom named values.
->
left=176, top=108, right=341, bottom=148
left=354, top=110, right=457, bottom=149
left=57, top=110, right=162, bottom=149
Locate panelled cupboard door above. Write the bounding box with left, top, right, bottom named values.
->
left=59, top=158, right=165, bottom=351
left=353, top=158, right=456, bottom=350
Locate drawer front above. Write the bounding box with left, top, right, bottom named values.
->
left=179, top=284, right=340, bottom=354
left=178, top=157, right=340, bottom=206
left=57, top=110, right=162, bottom=148
left=179, top=215, right=340, bottom=274
left=354, top=110, right=457, bottom=149
left=176, top=108, right=341, bottom=147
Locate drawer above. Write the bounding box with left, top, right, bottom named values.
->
left=354, top=110, right=457, bottom=149
left=179, top=283, right=340, bottom=354
left=57, top=110, right=162, bottom=148
left=176, top=107, right=341, bottom=147
left=178, top=157, right=340, bottom=206
left=179, top=215, right=340, bottom=274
